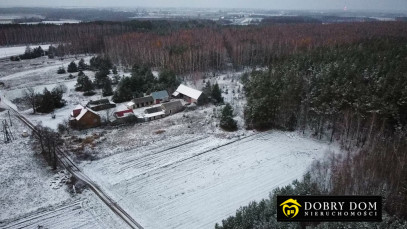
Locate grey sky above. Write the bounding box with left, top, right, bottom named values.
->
left=1, top=0, right=406, bottom=12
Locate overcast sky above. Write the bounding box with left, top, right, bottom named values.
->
left=1, top=0, right=406, bottom=12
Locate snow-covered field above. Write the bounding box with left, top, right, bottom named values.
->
left=0, top=55, right=93, bottom=91
left=0, top=45, right=51, bottom=59
left=82, top=131, right=339, bottom=229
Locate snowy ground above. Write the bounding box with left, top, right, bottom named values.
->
left=0, top=109, right=72, bottom=221
left=1, top=191, right=129, bottom=229
left=0, top=55, right=93, bottom=92
left=0, top=108, right=128, bottom=228
left=0, top=44, right=51, bottom=59
left=81, top=130, right=339, bottom=229
left=0, top=55, right=340, bottom=229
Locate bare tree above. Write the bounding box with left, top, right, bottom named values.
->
left=31, top=124, right=62, bottom=170
left=24, top=87, right=38, bottom=114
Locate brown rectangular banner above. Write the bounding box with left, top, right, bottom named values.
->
left=277, top=196, right=382, bottom=222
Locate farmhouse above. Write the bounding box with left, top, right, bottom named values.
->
left=127, top=96, right=154, bottom=109
left=151, top=90, right=170, bottom=104
left=161, top=100, right=184, bottom=115
left=86, top=99, right=116, bottom=111
left=70, top=105, right=101, bottom=129
left=172, top=84, right=203, bottom=104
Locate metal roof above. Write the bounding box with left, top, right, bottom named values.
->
left=151, top=90, right=169, bottom=100
left=172, top=84, right=202, bottom=100
left=161, top=100, right=183, bottom=111
left=132, top=96, right=154, bottom=104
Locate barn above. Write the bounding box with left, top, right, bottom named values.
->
left=172, top=84, right=203, bottom=104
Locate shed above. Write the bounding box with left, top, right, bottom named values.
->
left=86, top=99, right=116, bottom=111
left=144, top=111, right=166, bottom=122
left=127, top=96, right=154, bottom=109
left=114, top=105, right=134, bottom=118
left=161, top=100, right=184, bottom=115
left=145, top=106, right=163, bottom=114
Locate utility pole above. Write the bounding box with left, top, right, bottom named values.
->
left=53, top=141, right=57, bottom=170
left=8, top=110, right=12, bottom=126
left=3, top=120, right=14, bottom=143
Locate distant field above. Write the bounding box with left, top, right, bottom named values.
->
left=0, top=44, right=51, bottom=59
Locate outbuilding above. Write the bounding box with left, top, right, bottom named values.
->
left=86, top=99, right=116, bottom=111
left=114, top=105, right=134, bottom=118
left=151, top=90, right=170, bottom=104
left=161, top=100, right=184, bottom=115
left=127, top=96, right=154, bottom=109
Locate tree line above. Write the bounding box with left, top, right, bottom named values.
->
left=3, top=21, right=407, bottom=75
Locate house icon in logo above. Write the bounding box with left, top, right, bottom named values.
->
left=280, top=199, right=302, bottom=218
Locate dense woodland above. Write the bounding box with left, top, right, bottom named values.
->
left=2, top=21, right=407, bottom=74
left=105, top=22, right=407, bottom=73
left=217, top=38, right=407, bottom=228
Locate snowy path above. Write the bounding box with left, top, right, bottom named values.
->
left=83, top=131, right=338, bottom=229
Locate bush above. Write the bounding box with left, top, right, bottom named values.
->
left=83, top=91, right=96, bottom=96
left=57, top=123, right=67, bottom=134
left=57, top=67, right=66, bottom=74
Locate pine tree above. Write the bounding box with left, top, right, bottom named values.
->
left=203, top=81, right=212, bottom=96
left=112, top=77, right=133, bottom=103
left=112, top=65, right=118, bottom=75
left=112, top=74, right=121, bottom=85
left=102, top=78, right=113, bottom=97
left=67, top=61, right=78, bottom=73
left=48, top=45, right=56, bottom=59
left=94, top=70, right=109, bottom=89
left=78, top=70, right=85, bottom=77
left=220, top=103, right=237, bottom=131
left=78, top=58, right=87, bottom=71
left=76, top=74, right=85, bottom=91
left=51, top=87, right=64, bottom=108
left=211, top=83, right=223, bottom=104
left=159, top=69, right=179, bottom=91
left=38, top=88, right=55, bottom=113
left=82, top=76, right=95, bottom=96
